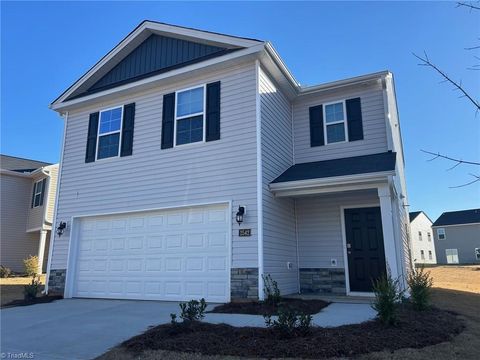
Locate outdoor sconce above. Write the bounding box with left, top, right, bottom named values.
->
left=236, top=206, right=245, bottom=225
left=56, top=221, right=67, bottom=237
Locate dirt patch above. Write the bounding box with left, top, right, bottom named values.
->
left=427, top=266, right=480, bottom=293
left=209, top=298, right=329, bottom=316
left=1, top=295, right=63, bottom=308
left=119, top=305, right=463, bottom=359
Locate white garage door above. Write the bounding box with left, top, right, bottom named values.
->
left=72, top=204, right=230, bottom=302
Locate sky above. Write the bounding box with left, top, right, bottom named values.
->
left=1, top=1, right=479, bottom=220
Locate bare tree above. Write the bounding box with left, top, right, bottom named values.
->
left=414, top=3, right=480, bottom=188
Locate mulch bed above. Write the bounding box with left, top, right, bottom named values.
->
left=1, top=295, right=63, bottom=308
left=121, top=305, right=464, bottom=359
left=208, top=298, right=329, bottom=315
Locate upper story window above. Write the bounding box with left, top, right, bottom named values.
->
left=427, top=232, right=432, bottom=242
left=437, top=228, right=446, bottom=240
left=324, top=101, right=347, bottom=144
left=175, top=86, right=205, bottom=146
left=97, top=107, right=123, bottom=160
left=31, top=178, right=46, bottom=208
left=418, top=231, right=422, bottom=241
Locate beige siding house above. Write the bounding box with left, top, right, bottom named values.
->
left=0, top=155, right=59, bottom=273
left=47, top=21, right=411, bottom=302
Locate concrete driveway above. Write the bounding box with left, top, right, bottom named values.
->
left=1, top=299, right=180, bottom=360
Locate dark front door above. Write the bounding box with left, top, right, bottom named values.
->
left=344, top=207, right=386, bottom=292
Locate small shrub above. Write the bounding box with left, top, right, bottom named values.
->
left=0, top=265, right=12, bottom=278
left=407, top=266, right=433, bottom=311
left=263, top=274, right=281, bottom=306
left=372, top=272, right=404, bottom=326
left=264, top=307, right=313, bottom=336
left=179, top=298, right=207, bottom=322
left=23, top=255, right=39, bottom=277
left=24, top=276, right=40, bottom=300
left=170, top=313, right=177, bottom=324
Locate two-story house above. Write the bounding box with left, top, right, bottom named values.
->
left=409, top=211, right=436, bottom=264
left=0, top=155, right=59, bottom=273
left=46, top=21, right=411, bottom=302
left=432, top=209, right=480, bottom=265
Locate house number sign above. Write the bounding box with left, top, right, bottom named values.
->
left=239, top=229, right=251, bottom=237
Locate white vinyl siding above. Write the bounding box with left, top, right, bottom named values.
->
left=292, top=82, right=388, bottom=163
left=51, top=61, right=258, bottom=270
left=409, top=212, right=436, bottom=264
left=296, top=190, right=379, bottom=268
left=259, top=67, right=297, bottom=295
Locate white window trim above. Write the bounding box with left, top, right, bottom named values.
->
left=32, top=179, right=44, bottom=208
left=445, top=248, right=459, bottom=264
left=437, top=228, right=446, bottom=240
left=418, top=231, right=422, bottom=241
left=428, top=251, right=433, bottom=260
left=420, top=250, right=425, bottom=260
left=323, top=99, right=349, bottom=145
left=427, top=232, right=431, bottom=242
left=475, top=248, right=480, bottom=260
left=96, top=105, right=124, bottom=161
left=174, top=84, right=207, bottom=147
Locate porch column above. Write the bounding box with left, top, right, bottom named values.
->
left=377, top=185, right=399, bottom=280
left=37, top=230, right=48, bottom=274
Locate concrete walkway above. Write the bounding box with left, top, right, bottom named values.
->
left=204, top=303, right=376, bottom=327
left=1, top=299, right=376, bottom=360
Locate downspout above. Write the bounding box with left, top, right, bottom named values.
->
left=45, top=111, right=68, bottom=294
left=255, top=60, right=265, bottom=300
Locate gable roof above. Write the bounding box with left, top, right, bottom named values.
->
left=0, top=154, right=51, bottom=172
left=433, top=209, right=480, bottom=227
left=271, top=152, right=396, bottom=184
left=409, top=211, right=421, bottom=222
left=51, top=20, right=264, bottom=107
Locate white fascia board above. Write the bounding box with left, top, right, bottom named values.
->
left=269, top=171, right=394, bottom=194
left=298, top=71, right=390, bottom=96
left=432, top=222, right=480, bottom=228
left=0, top=169, right=32, bottom=178
left=51, top=44, right=265, bottom=112
left=145, top=21, right=263, bottom=48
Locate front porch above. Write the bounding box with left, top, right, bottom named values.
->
left=266, top=152, right=407, bottom=297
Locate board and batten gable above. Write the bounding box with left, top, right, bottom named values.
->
left=51, top=61, right=259, bottom=271
left=259, top=66, right=298, bottom=295
left=292, top=80, right=388, bottom=164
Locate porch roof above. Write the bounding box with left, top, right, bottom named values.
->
left=271, top=152, right=397, bottom=184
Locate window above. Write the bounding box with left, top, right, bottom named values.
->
left=420, top=250, right=425, bottom=260
left=97, top=107, right=123, bottom=160
left=445, top=249, right=459, bottom=264
left=437, top=228, right=446, bottom=240
left=427, top=232, right=432, bottom=242
left=324, top=101, right=347, bottom=144
left=175, top=86, right=205, bottom=146
left=475, top=248, right=480, bottom=261
left=428, top=251, right=433, bottom=260
left=31, top=179, right=45, bottom=208
left=418, top=231, right=423, bottom=241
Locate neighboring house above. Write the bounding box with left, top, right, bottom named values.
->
left=409, top=211, right=436, bottom=265
left=432, top=209, right=480, bottom=265
left=0, top=155, right=59, bottom=273
left=47, top=21, right=410, bottom=302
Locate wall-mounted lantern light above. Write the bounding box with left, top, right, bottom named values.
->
left=56, top=221, right=67, bottom=237
left=236, top=206, right=245, bottom=225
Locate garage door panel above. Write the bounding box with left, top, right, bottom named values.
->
left=72, top=204, right=230, bottom=302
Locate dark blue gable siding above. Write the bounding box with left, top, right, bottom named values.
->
left=74, top=34, right=230, bottom=98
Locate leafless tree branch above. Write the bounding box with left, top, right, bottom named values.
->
left=413, top=52, right=480, bottom=111
left=456, top=2, right=480, bottom=11
left=449, top=174, right=480, bottom=188
left=421, top=150, right=480, bottom=166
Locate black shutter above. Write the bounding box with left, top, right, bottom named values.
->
left=31, top=182, right=36, bottom=208
left=309, top=105, right=324, bottom=147
left=85, top=112, right=99, bottom=163
left=206, top=81, right=221, bottom=142
left=39, top=178, right=47, bottom=206
left=121, top=103, right=135, bottom=157
left=346, top=97, right=364, bottom=141
left=161, top=93, right=175, bottom=149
